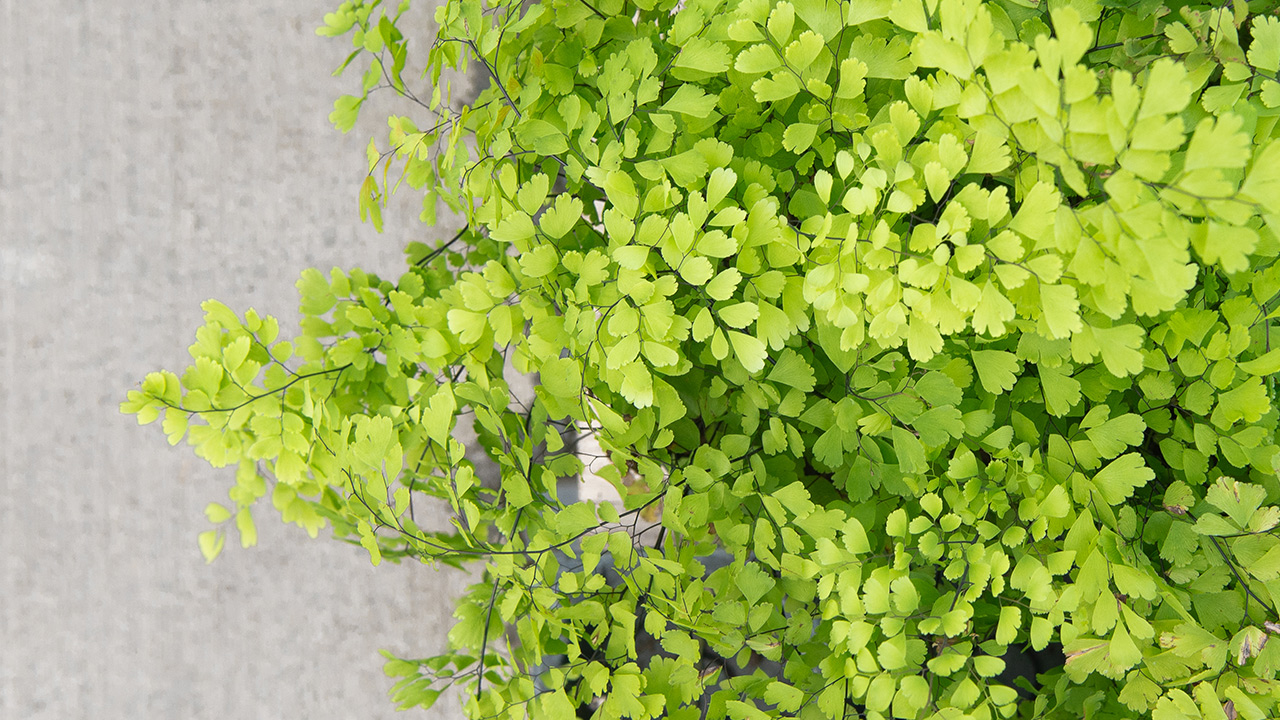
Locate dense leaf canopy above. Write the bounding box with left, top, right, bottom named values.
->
left=124, top=0, right=1280, bottom=717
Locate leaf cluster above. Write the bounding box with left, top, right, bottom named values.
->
left=122, top=0, right=1280, bottom=717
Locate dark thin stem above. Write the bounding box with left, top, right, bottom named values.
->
left=476, top=573, right=503, bottom=700
left=466, top=40, right=522, bottom=119
left=577, top=0, right=606, bottom=18
left=417, top=226, right=470, bottom=266
left=1210, top=536, right=1279, bottom=620
left=1087, top=33, right=1159, bottom=53
left=152, top=365, right=350, bottom=415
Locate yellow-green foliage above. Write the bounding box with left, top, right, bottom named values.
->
left=125, top=0, right=1280, bottom=717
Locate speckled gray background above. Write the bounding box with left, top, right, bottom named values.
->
left=1, top=2, right=477, bottom=717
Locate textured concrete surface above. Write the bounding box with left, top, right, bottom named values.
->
left=1, top=2, right=477, bottom=717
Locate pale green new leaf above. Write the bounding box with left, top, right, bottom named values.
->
left=1093, top=453, right=1154, bottom=505
left=661, top=84, right=719, bottom=118
left=1184, top=114, right=1250, bottom=172
left=848, top=34, right=913, bottom=79
left=1039, top=364, right=1081, bottom=416
left=972, top=281, right=1016, bottom=336
left=782, top=124, right=818, bottom=153
left=972, top=349, right=1019, bottom=394
left=1250, top=17, right=1280, bottom=72
left=673, top=37, right=732, bottom=74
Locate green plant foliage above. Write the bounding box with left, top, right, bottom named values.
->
left=123, top=0, right=1280, bottom=716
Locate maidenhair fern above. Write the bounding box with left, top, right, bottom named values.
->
left=126, top=0, right=1280, bottom=717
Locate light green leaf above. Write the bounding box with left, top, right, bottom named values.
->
left=1093, top=453, right=1154, bottom=505
left=848, top=34, right=913, bottom=79
left=1083, top=412, right=1146, bottom=460
left=520, top=245, right=559, bottom=278
left=222, top=336, right=251, bottom=372
left=603, top=170, right=639, bottom=218
left=768, top=349, right=816, bottom=392
left=782, top=123, right=818, bottom=153
left=540, top=691, right=579, bottom=719
left=972, top=281, right=1016, bottom=336
left=1184, top=114, right=1250, bottom=172
left=661, top=84, right=719, bottom=118
left=1162, top=19, right=1198, bottom=54
left=1040, top=284, right=1083, bottom=339
left=763, top=682, right=804, bottom=712
left=198, top=530, right=225, bottom=564
left=505, top=472, right=533, bottom=507
left=540, top=194, right=584, bottom=239
left=997, top=606, right=1021, bottom=644
left=1238, top=348, right=1280, bottom=376
left=1212, top=376, right=1270, bottom=429
left=835, top=58, right=868, bottom=99
left=912, top=406, right=965, bottom=447
left=542, top=357, right=582, bottom=398
left=706, top=167, right=737, bottom=208
left=205, top=502, right=232, bottom=524
left=1110, top=619, right=1142, bottom=671
left=1088, top=324, right=1146, bottom=377
left=678, top=256, right=715, bottom=285
left=966, top=131, right=1010, bottom=174
left=906, top=315, right=943, bottom=361
left=697, top=231, right=738, bottom=258
left=1039, top=364, right=1081, bottom=416
left=706, top=268, right=742, bottom=301
left=736, top=45, right=781, bottom=74
left=768, top=1, right=795, bottom=43
left=972, top=654, right=1005, bottom=677
left=163, top=410, right=189, bottom=445
left=613, top=245, right=649, bottom=270
left=736, top=562, right=776, bottom=604
left=753, top=72, right=802, bottom=102
left=515, top=119, right=568, bottom=155
left=718, top=302, right=759, bottom=328
left=774, top=481, right=814, bottom=519
left=517, top=173, right=550, bottom=215
left=1193, top=221, right=1258, bottom=275
left=490, top=212, right=536, bottom=244
left=892, top=426, right=928, bottom=474
left=971, top=350, right=1019, bottom=394
left=1251, top=17, right=1280, bottom=73
left=673, top=37, right=732, bottom=74
left=913, top=34, right=971, bottom=79
left=915, top=370, right=962, bottom=407
left=235, top=508, right=257, bottom=548
left=661, top=148, right=710, bottom=189
left=330, top=95, right=363, bottom=133
left=729, top=331, right=767, bottom=373
left=1206, top=477, right=1268, bottom=528
left=784, top=31, right=824, bottom=70
left=692, top=306, right=715, bottom=341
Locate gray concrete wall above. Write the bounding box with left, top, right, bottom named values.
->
left=1, top=2, right=476, bottom=717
